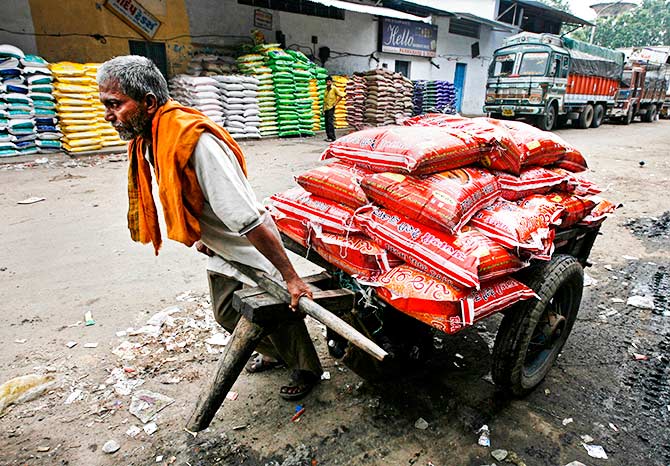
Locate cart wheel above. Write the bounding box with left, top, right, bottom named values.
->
left=491, top=255, right=583, bottom=396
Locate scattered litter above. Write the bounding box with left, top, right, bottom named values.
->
left=14, top=339, right=27, bottom=344
left=112, top=341, right=138, bottom=360
left=491, top=449, right=508, bottom=461
left=232, top=424, right=247, bottom=430
left=481, top=373, right=494, bottom=385
left=633, top=353, right=649, bottom=361
left=115, top=331, right=127, bottom=338
left=605, top=309, right=619, bottom=317
left=84, top=311, right=95, bottom=326
left=205, top=333, right=230, bottom=346
left=156, top=455, right=163, bottom=462
left=102, top=439, right=120, bottom=454
left=226, top=391, right=238, bottom=401
left=291, top=405, right=306, bottom=422
left=611, top=298, right=625, bottom=304
left=583, top=271, right=597, bottom=287
left=477, top=425, right=490, bottom=447
left=129, top=390, right=174, bottom=423
left=66, top=341, right=77, bottom=348
left=83, top=343, right=98, bottom=348
left=505, top=451, right=527, bottom=466
left=146, top=306, right=180, bottom=327
left=564, top=462, right=586, bottom=466
left=608, top=422, right=619, bottom=432
left=17, top=196, right=46, bottom=205
left=622, top=255, right=638, bottom=260
left=126, top=425, right=141, bottom=438
left=582, top=443, right=608, bottom=459
left=544, top=388, right=551, bottom=396
left=321, top=371, right=331, bottom=380
left=64, top=389, right=83, bottom=405
left=562, top=418, right=573, bottom=426
left=603, top=265, right=613, bottom=271
left=580, top=434, right=594, bottom=443
left=0, top=374, right=55, bottom=414
left=35, top=157, right=49, bottom=164
left=36, top=445, right=50, bottom=452
left=414, top=417, right=429, bottom=430
left=143, top=422, right=158, bottom=435
left=626, top=295, right=655, bottom=310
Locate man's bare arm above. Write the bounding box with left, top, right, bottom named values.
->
left=245, top=221, right=312, bottom=310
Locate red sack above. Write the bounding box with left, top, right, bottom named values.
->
left=310, top=226, right=400, bottom=281
left=269, top=187, right=362, bottom=236
left=404, top=114, right=524, bottom=174
left=320, top=125, right=481, bottom=175
left=489, top=119, right=587, bottom=170
left=520, top=192, right=597, bottom=228
left=296, top=161, right=372, bottom=208
left=578, top=197, right=617, bottom=227
left=456, top=226, right=527, bottom=280
left=469, top=199, right=563, bottom=252
left=356, top=208, right=480, bottom=288
left=271, top=210, right=310, bottom=248
left=361, top=168, right=501, bottom=235
left=375, top=265, right=537, bottom=334
left=550, top=168, right=602, bottom=195
left=496, top=167, right=567, bottom=201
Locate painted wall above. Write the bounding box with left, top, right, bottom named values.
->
left=26, top=0, right=192, bottom=75
left=0, top=0, right=37, bottom=55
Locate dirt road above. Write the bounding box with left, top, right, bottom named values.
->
left=1, top=121, right=669, bottom=466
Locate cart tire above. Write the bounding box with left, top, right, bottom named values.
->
left=491, top=255, right=583, bottom=396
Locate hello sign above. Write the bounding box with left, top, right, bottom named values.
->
left=379, top=18, right=438, bottom=58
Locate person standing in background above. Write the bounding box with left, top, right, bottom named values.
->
left=323, top=76, right=344, bottom=142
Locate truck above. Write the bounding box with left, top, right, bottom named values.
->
left=610, top=47, right=670, bottom=124
left=484, top=32, right=625, bottom=131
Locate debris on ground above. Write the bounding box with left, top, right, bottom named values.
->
left=143, top=421, right=158, bottom=435
left=102, top=439, right=120, bottom=454
left=414, top=417, right=429, bottom=430
left=17, top=196, right=46, bottom=205
left=477, top=425, right=490, bottom=447
left=626, top=295, right=656, bottom=310
left=491, top=449, right=508, bottom=461
left=0, top=374, right=55, bottom=414
left=564, top=462, right=586, bottom=466
left=582, top=443, right=608, bottom=459
left=129, top=390, right=174, bottom=423
left=505, top=451, right=527, bottom=466
left=84, top=310, right=96, bottom=326
left=562, top=418, right=573, bottom=426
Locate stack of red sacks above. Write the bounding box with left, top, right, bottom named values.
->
left=269, top=115, right=615, bottom=334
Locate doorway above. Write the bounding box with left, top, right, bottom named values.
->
left=128, top=40, right=168, bottom=78
left=454, top=63, right=467, bottom=113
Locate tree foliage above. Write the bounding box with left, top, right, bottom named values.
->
left=592, top=0, right=670, bottom=48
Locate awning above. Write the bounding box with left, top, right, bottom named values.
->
left=304, top=0, right=432, bottom=23
left=503, top=0, right=594, bottom=26
left=387, top=0, right=518, bottom=32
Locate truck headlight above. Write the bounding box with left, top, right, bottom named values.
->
left=485, top=94, right=496, bottom=103
left=528, top=94, right=542, bottom=104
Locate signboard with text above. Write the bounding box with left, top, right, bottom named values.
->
left=379, top=17, right=437, bottom=58
left=254, top=9, right=273, bottom=30
left=105, top=0, right=161, bottom=39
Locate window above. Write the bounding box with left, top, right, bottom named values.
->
left=237, top=0, right=344, bottom=20
left=519, top=52, right=549, bottom=76
left=449, top=18, right=480, bottom=38
left=395, top=60, right=410, bottom=78
left=491, top=53, right=516, bottom=77
left=561, top=56, right=570, bottom=78
left=129, top=40, right=168, bottom=78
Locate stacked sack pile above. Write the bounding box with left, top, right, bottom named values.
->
left=51, top=62, right=124, bottom=153
left=412, top=80, right=426, bottom=116
left=267, top=50, right=300, bottom=137
left=363, top=69, right=414, bottom=126
left=237, top=50, right=278, bottom=137
left=332, top=75, right=348, bottom=129
left=313, top=66, right=328, bottom=131
left=416, top=80, right=457, bottom=114
left=215, top=75, right=261, bottom=139
left=309, top=78, right=322, bottom=131
left=24, top=54, right=61, bottom=153
left=289, top=50, right=317, bottom=137
left=170, top=75, right=224, bottom=126
left=0, top=44, right=37, bottom=157
left=186, top=54, right=236, bottom=76
left=269, top=116, right=615, bottom=334
left=345, top=73, right=367, bottom=130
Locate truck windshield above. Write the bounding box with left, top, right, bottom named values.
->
left=491, top=53, right=516, bottom=77
left=519, top=52, right=549, bottom=76
left=621, top=70, right=632, bottom=88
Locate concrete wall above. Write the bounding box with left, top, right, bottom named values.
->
left=26, top=0, right=192, bottom=75
left=0, top=0, right=37, bottom=55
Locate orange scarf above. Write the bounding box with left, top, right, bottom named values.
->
left=127, top=100, right=247, bottom=255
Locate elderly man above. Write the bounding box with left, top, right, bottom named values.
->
left=97, top=55, right=322, bottom=400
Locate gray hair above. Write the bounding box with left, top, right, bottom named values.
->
left=97, top=55, right=169, bottom=106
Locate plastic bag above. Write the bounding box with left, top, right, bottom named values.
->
left=375, top=265, right=537, bottom=334
left=361, top=168, right=500, bottom=235
left=321, top=125, right=481, bottom=175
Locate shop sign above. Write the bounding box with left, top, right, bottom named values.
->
left=254, top=9, right=273, bottom=30
left=105, top=0, right=162, bottom=39
left=379, top=18, right=437, bottom=58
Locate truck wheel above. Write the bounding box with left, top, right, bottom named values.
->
left=590, top=104, right=604, bottom=128
left=491, top=255, right=583, bottom=396
left=622, top=108, right=634, bottom=125
left=643, top=105, right=657, bottom=123
left=576, top=104, right=594, bottom=129
left=536, top=105, right=556, bottom=131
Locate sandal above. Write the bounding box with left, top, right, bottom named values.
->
left=245, top=354, right=285, bottom=374
left=279, top=370, right=319, bottom=401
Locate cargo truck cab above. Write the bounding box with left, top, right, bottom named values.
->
left=485, top=33, right=624, bottom=131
